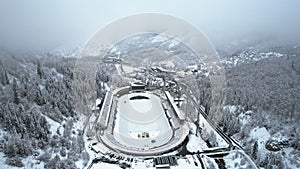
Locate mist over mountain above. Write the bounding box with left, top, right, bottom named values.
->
left=0, top=0, right=300, bottom=54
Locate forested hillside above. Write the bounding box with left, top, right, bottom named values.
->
left=0, top=53, right=89, bottom=168
left=195, top=46, right=300, bottom=168
left=226, top=54, right=300, bottom=121
left=221, top=49, right=300, bottom=168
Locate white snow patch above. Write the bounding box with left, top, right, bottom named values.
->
left=50, top=68, right=64, bottom=79
left=122, top=65, right=140, bottom=74
left=187, top=135, right=208, bottom=152
left=90, top=162, right=121, bottom=169
left=188, top=122, right=197, bottom=134
left=199, top=112, right=229, bottom=148
left=173, top=156, right=200, bottom=169
left=168, top=41, right=180, bottom=48
left=104, top=83, right=110, bottom=91
left=238, top=110, right=252, bottom=125
left=250, top=127, right=270, bottom=143
left=250, top=127, right=270, bottom=159
left=226, top=105, right=237, bottom=112
left=73, top=119, right=84, bottom=131
left=44, top=115, right=60, bottom=135
left=115, top=64, right=122, bottom=76
left=39, top=84, right=45, bottom=90
left=76, top=159, right=84, bottom=169
left=56, top=72, right=64, bottom=79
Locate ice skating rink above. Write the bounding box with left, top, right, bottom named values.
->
left=114, top=92, right=173, bottom=148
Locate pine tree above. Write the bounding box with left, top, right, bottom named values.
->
left=34, top=87, right=45, bottom=106
left=4, top=136, right=17, bottom=158
left=252, top=141, right=258, bottom=160
left=1, top=69, right=9, bottom=85
left=37, top=60, right=43, bottom=79
left=13, top=79, right=20, bottom=104
left=4, top=70, right=9, bottom=84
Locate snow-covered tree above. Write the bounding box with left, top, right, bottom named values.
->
left=37, top=60, right=44, bottom=79
left=12, top=79, right=19, bottom=104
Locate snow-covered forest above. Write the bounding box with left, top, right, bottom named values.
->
left=0, top=44, right=299, bottom=169
left=0, top=53, right=89, bottom=168
left=212, top=46, right=300, bottom=168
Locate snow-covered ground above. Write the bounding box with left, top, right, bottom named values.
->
left=90, top=162, right=121, bottom=169
left=187, top=123, right=208, bottom=152
left=44, top=115, right=63, bottom=135
left=250, top=127, right=270, bottom=159
left=199, top=112, right=229, bottom=148
left=223, top=150, right=257, bottom=169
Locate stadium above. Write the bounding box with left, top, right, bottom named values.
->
left=96, top=84, right=189, bottom=156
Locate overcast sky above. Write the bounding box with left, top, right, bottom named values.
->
left=0, top=0, right=299, bottom=52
